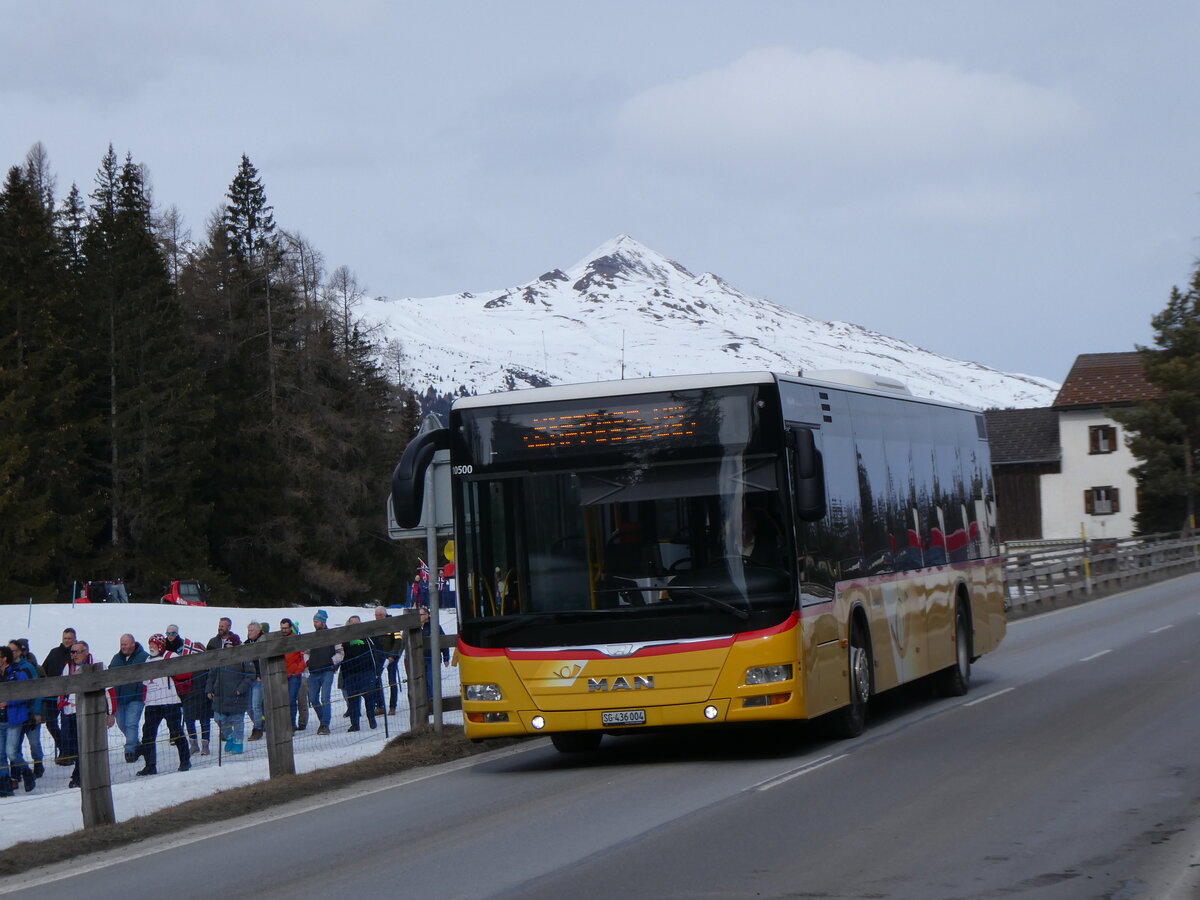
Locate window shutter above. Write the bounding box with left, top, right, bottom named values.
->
left=1084, top=489, right=1095, bottom=514
left=1089, top=428, right=1100, bottom=454
left=1111, top=487, right=1120, bottom=513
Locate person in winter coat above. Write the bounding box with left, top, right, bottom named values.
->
left=278, top=619, right=308, bottom=730
left=136, top=633, right=192, bottom=776
left=107, top=634, right=149, bottom=763
left=244, top=622, right=266, bottom=740
left=41, top=627, right=75, bottom=765
left=207, top=640, right=254, bottom=754
left=0, top=646, right=34, bottom=795
left=417, top=606, right=451, bottom=704
left=306, top=611, right=343, bottom=735
left=164, top=625, right=211, bottom=756
left=339, top=616, right=378, bottom=732
left=8, top=638, right=45, bottom=780
left=373, top=606, right=402, bottom=716
left=58, top=641, right=92, bottom=789
left=205, top=617, right=241, bottom=651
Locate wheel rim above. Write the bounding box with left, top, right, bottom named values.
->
left=850, top=644, right=870, bottom=704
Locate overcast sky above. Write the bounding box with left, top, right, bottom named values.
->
left=3, top=1, right=1198, bottom=382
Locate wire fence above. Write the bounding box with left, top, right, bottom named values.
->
left=4, top=655, right=462, bottom=806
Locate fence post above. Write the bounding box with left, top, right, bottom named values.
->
left=407, top=627, right=429, bottom=729
left=77, top=669, right=115, bottom=828
left=260, top=653, right=295, bottom=777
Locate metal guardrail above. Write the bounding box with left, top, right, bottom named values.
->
left=1003, top=529, right=1200, bottom=616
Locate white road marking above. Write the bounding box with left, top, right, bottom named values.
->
left=753, top=754, right=848, bottom=791
left=1150, top=624, right=1174, bottom=634
left=962, top=687, right=1015, bottom=708
left=0, top=740, right=544, bottom=893
left=1080, top=649, right=1112, bottom=662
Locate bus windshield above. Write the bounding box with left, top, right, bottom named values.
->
left=454, top=386, right=794, bottom=648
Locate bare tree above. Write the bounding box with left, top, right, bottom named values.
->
left=155, top=204, right=192, bottom=289
left=321, top=265, right=382, bottom=355
left=23, top=141, right=56, bottom=213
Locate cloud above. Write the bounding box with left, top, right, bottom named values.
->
left=615, top=47, right=1086, bottom=176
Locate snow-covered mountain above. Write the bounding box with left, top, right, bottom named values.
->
left=362, top=235, right=1058, bottom=410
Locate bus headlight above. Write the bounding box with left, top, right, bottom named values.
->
left=464, top=683, right=503, bottom=701
left=745, top=664, right=793, bottom=685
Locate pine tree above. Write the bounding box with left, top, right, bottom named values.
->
left=0, top=164, right=93, bottom=599
left=78, top=148, right=215, bottom=589
left=183, top=157, right=303, bottom=598
left=1112, top=270, right=1200, bottom=532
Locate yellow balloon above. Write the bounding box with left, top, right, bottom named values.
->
left=443, top=539, right=455, bottom=562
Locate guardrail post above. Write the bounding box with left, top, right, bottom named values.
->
left=260, top=653, right=295, bottom=777
left=77, top=667, right=115, bottom=828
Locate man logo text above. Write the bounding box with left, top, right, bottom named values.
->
left=587, top=675, right=654, bottom=692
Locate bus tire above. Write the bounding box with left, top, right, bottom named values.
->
left=550, top=731, right=603, bottom=753
left=936, top=599, right=971, bottom=697
left=829, top=621, right=871, bottom=739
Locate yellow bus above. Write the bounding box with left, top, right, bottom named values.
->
left=392, top=371, right=1005, bottom=752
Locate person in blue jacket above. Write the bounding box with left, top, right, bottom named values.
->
left=106, top=634, right=149, bottom=763
left=8, top=639, right=45, bottom=779
left=0, top=645, right=35, bottom=795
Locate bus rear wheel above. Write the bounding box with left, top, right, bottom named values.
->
left=936, top=600, right=971, bottom=697
left=829, top=622, right=871, bottom=739
left=550, top=731, right=603, bottom=753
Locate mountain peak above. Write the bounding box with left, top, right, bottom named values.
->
left=568, top=235, right=695, bottom=293
left=362, top=238, right=1059, bottom=411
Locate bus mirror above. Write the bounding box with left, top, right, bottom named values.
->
left=793, top=428, right=826, bottom=521
left=391, top=427, right=450, bottom=528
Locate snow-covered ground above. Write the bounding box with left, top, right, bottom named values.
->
left=0, top=601, right=460, bottom=849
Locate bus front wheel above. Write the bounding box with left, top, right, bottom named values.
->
left=829, top=622, right=871, bottom=739
left=550, top=731, right=603, bottom=753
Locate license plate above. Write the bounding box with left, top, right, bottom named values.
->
left=601, top=709, right=646, bottom=726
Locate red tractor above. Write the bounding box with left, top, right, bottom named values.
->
left=161, top=579, right=208, bottom=606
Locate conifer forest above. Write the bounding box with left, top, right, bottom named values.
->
left=0, top=143, right=423, bottom=606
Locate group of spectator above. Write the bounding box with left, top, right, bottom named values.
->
left=0, top=604, right=449, bottom=794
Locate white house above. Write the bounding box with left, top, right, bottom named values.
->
left=985, top=352, right=1157, bottom=543
left=1039, top=353, right=1155, bottom=540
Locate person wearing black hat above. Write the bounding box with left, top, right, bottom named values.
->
left=41, top=628, right=76, bottom=765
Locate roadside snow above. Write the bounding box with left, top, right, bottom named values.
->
left=0, top=601, right=459, bottom=848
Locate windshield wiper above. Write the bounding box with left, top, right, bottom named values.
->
left=672, top=587, right=751, bottom=621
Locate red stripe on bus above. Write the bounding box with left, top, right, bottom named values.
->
left=455, top=612, right=800, bottom=660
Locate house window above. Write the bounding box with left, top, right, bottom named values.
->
left=1084, top=486, right=1120, bottom=516
left=1089, top=424, right=1117, bottom=454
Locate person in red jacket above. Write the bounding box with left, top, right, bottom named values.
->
left=279, top=618, right=308, bottom=730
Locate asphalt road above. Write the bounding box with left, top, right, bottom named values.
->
left=10, top=572, right=1200, bottom=899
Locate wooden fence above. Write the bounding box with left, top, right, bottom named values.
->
left=0, top=613, right=451, bottom=828
left=1003, top=529, right=1200, bottom=617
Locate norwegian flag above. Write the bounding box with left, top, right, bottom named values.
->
left=417, top=558, right=430, bottom=581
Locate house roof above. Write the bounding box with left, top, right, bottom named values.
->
left=983, top=407, right=1061, bottom=465
left=1052, top=351, right=1159, bottom=408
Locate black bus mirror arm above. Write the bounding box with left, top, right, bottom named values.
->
left=391, top=427, right=450, bottom=528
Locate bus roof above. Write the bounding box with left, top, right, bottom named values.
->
left=451, top=370, right=981, bottom=414
left=452, top=371, right=777, bottom=410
